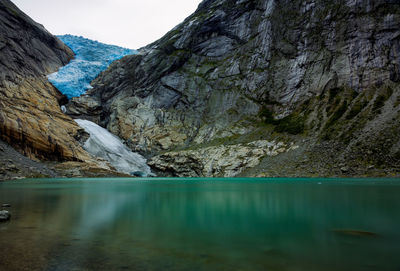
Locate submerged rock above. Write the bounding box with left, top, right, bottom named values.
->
left=1, top=204, right=11, bottom=208
left=0, top=210, right=10, bottom=222
left=332, top=229, right=379, bottom=237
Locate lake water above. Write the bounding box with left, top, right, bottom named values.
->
left=0, top=178, right=399, bottom=271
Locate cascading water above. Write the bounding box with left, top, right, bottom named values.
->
left=75, top=119, right=152, bottom=177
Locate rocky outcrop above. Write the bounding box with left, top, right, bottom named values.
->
left=149, top=140, right=298, bottom=177
left=0, top=138, right=57, bottom=180
left=70, top=0, right=400, bottom=176
left=0, top=138, right=123, bottom=181
left=0, top=0, right=92, bottom=162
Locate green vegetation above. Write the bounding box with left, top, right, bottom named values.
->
left=5, top=5, right=19, bottom=17
left=168, top=49, right=191, bottom=57
left=372, top=87, right=393, bottom=112
left=328, top=87, right=342, bottom=103
left=395, top=95, right=400, bottom=108
left=259, top=108, right=305, bottom=135
left=326, top=101, right=348, bottom=128
left=318, top=83, right=399, bottom=146
left=258, top=84, right=397, bottom=141
left=158, top=29, right=184, bottom=55
left=394, top=150, right=400, bottom=161
left=346, top=98, right=368, bottom=120
left=373, top=94, right=387, bottom=112
left=275, top=115, right=305, bottom=135
left=259, top=108, right=275, bottom=124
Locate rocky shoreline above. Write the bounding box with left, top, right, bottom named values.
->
left=2, top=136, right=398, bottom=181
left=0, top=139, right=57, bottom=181
left=0, top=139, right=130, bottom=181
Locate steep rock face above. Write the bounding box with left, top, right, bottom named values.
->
left=0, top=0, right=91, bottom=161
left=0, top=0, right=73, bottom=81
left=71, top=0, right=400, bottom=176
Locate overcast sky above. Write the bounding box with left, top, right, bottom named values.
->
left=12, top=0, right=203, bottom=49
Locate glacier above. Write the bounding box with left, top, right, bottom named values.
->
left=51, top=36, right=152, bottom=176
left=48, top=35, right=137, bottom=99
left=75, top=119, right=153, bottom=177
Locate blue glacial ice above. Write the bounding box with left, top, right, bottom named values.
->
left=48, top=35, right=137, bottom=99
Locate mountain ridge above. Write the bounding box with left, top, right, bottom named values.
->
left=0, top=0, right=123, bottom=180
left=68, top=0, right=400, bottom=177
left=0, top=0, right=399, bottom=179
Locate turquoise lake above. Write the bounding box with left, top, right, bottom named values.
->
left=0, top=178, right=400, bottom=270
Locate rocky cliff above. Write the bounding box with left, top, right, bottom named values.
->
left=0, top=0, right=127, bottom=180
left=70, top=0, right=400, bottom=177
left=0, top=0, right=92, bottom=162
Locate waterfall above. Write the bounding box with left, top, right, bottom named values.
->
left=75, top=119, right=152, bottom=177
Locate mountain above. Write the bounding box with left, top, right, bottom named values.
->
left=0, top=0, right=89, bottom=160
left=0, top=0, right=120, bottom=179
left=69, top=0, right=400, bottom=177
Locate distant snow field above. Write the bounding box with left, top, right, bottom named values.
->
left=48, top=35, right=137, bottom=99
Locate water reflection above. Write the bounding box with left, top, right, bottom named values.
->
left=0, top=179, right=400, bottom=270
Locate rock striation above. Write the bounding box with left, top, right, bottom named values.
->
left=0, top=0, right=92, bottom=162
left=149, top=140, right=298, bottom=177
left=69, top=0, right=400, bottom=177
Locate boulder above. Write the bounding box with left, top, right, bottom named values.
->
left=0, top=210, right=10, bottom=222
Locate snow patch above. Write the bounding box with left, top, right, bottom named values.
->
left=75, top=119, right=152, bottom=177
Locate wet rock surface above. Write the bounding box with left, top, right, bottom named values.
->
left=0, top=210, right=10, bottom=222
